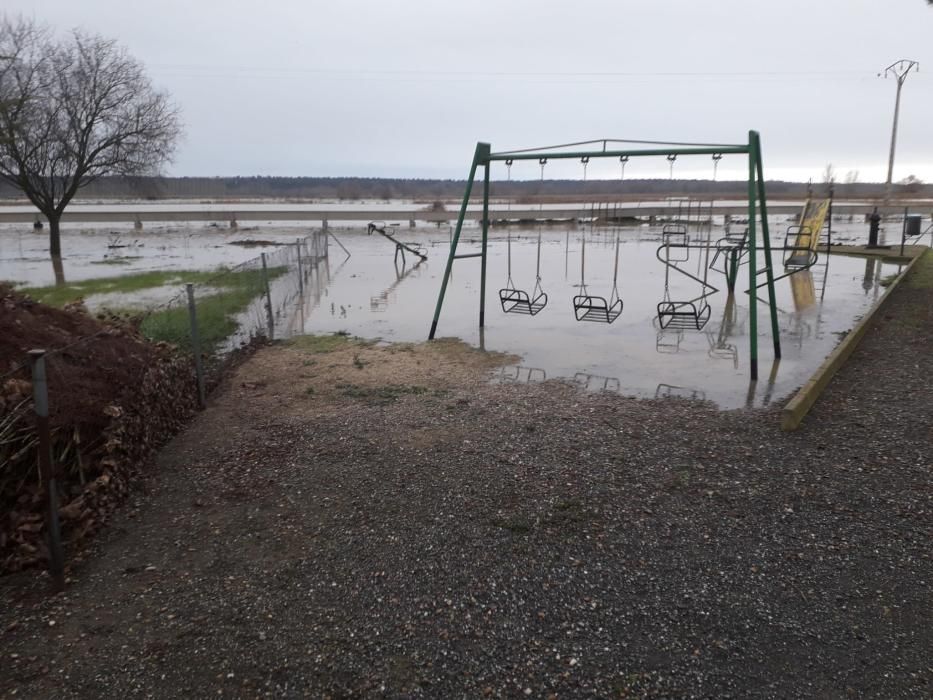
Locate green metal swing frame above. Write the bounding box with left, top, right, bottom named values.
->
left=427, top=133, right=782, bottom=381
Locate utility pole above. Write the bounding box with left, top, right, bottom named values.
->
left=881, top=59, right=919, bottom=208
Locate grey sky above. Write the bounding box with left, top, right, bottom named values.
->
left=5, top=0, right=932, bottom=182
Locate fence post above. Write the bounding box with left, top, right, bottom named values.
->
left=186, top=284, right=206, bottom=407
left=28, top=349, right=65, bottom=592
left=296, top=238, right=304, bottom=297
left=260, top=252, right=275, bottom=340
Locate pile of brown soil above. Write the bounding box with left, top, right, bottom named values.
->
left=0, top=285, right=199, bottom=573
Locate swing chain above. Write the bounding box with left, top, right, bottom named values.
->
left=712, top=153, right=722, bottom=182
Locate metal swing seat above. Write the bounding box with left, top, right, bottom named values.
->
left=572, top=234, right=623, bottom=323
left=782, top=225, right=818, bottom=270
left=499, top=233, right=548, bottom=315
left=656, top=224, right=716, bottom=331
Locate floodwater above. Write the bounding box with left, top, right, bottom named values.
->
left=0, top=219, right=906, bottom=409
left=0, top=224, right=312, bottom=288
left=285, top=224, right=903, bottom=409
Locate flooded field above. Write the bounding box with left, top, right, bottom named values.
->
left=1, top=219, right=905, bottom=408
left=288, top=223, right=900, bottom=409
left=0, top=224, right=309, bottom=288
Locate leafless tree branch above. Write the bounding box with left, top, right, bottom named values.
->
left=0, top=15, right=182, bottom=257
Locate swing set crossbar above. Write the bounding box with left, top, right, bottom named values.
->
left=487, top=146, right=748, bottom=161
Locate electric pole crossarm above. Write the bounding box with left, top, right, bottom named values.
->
left=881, top=59, right=919, bottom=207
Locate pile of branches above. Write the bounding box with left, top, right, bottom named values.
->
left=0, top=287, right=199, bottom=573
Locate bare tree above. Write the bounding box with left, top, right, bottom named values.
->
left=0, top=16, right=181, bottom=263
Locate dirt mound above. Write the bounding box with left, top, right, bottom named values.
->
left=1, top=285, right=199, bottom=574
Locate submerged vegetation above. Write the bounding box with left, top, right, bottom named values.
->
left=139, top=267, right=285, bottom=352
left=22, top=269, right=220, bottom=307
left=23, top=266, right=287, bottom=354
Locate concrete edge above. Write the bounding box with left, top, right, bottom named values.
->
left=780, top=251, right=925, bottom=431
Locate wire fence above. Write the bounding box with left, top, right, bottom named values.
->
left=0, top=230, right=333, bottom=582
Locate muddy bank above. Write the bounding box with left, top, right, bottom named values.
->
left=0, top=287, right=199, bottom=573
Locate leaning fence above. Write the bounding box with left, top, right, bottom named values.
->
left=144, top=229, right=332, bottom=399
left=0, top=229, right=333, bottom=586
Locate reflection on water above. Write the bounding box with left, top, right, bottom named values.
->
left=574, top=373, right=621, bottom=393
left=495, top=365, right=548, bottom=384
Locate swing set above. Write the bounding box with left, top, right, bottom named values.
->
left=428, top=134, right=783, bottom=380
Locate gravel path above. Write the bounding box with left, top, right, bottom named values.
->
left=1, top=266, right=930, bottom=699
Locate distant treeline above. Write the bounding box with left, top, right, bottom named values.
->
left=1, top=175, right=929, bottom=201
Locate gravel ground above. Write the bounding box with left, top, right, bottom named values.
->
left=0, top=266, right=930, bottom=699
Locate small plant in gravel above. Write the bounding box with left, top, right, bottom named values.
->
left=289, top=333, right=353, bottom=354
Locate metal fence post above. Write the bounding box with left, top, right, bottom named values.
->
left=260, top=252, right=275, bottom=340
left=296, top=238, right=304, bottom=297
left=28, top=349, right=65, bottom=592
left=186, top=284, right=206, bottom=407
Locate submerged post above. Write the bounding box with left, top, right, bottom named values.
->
left=28, top=350, right=65, bottom=592
left=429, top=142, right=489, bottom=339
left=480, top=161, right=491, bottom=328
left=747, top=133, right=759, bottom=381
left=186, top=284, right=206, bottom=407
left=296, top=238, right=304, bottom=297
left=751, top=131, right=781, bottom=361
left=260, top=252, right=275, bottom=340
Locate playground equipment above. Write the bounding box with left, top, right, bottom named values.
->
left=499, top=233, right=548, bottom=315
left=573, top=233, right=623, bottom=323
left=368, top=221, right=427, bottom=264
left=429, top=135, right=782, bottom=380
left=656, top=224, right=717, bottom=331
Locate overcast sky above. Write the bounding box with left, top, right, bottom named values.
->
left=5, top=0, right=932, bottom=182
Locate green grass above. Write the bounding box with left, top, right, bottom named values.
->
left=879, top=273, right=900, bottom=288
left=138, top=267, right=285, bottom=352
left=288, top=333, right=380, bottom=352
left=22, top=269, right=222, bottom=307
left=288, top=332, right=354, bottom=354
left=905, top=249, right=933, bottom=290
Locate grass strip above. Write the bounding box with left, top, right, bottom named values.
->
left=22, top=270, right=221, bottom=307
left=139, top=267, right=286, bottom=352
